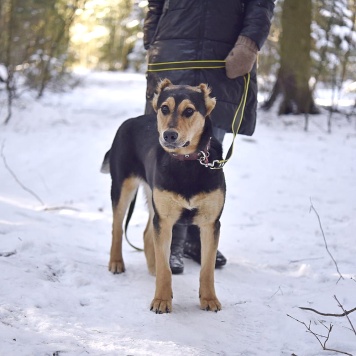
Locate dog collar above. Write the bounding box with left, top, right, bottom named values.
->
left=169, top=138, right=211, bottom=164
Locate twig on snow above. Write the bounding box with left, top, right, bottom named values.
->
left=0, top=251, right=16, bottom=257
left=1, top=142, right=81, bottom=213
left=334, top=295, right=356, bottom=336
left=269, top=286, right=284, bottom=299
left=287, top=314, right=353, bottom=356
left=41, top=206, right=80, bottom=212
left=1, top=142, right=44, bottom=206
left=299, top=305, right=356, bottom=318
left=309, top=198, right=344, bottom=282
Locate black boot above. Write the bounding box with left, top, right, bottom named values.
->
left=170, top=225, right=187, bottom=274
left=183, top=225, right=227, bottom=268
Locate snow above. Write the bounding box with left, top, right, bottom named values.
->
left=0, top=71, right=355, bottom=356
left=0, top=65, right=7, bottom=81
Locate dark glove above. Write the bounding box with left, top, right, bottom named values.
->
left=225, top=36, right=258, bottom=79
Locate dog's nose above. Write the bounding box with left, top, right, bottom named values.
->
left=163, top=130, right=178, bottom=143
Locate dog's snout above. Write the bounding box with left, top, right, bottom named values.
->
left=163, top=130, right=178, bottom=143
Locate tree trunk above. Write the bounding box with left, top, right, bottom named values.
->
left=37, top=2, right=79, bottom=99
left=4, top=0, right=15, bottom=124
left=263, top=0, right=318, bottom=115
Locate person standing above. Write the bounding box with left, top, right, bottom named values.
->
left=143, top=0, right=275, bottom=274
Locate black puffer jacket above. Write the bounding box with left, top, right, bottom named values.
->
left=144, top=0, right=274, bottom=135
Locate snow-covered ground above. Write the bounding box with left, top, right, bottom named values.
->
left=0, top=72, right=355, bottom=356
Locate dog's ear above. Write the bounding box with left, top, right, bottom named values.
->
left=157, top=78, right=173, bottom=92
left=199, top=83, right=216, bottom=117
left=152, top=79, right=173, bottom=112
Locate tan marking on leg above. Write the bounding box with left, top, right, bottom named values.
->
left=146, top=188, right=225, bottom=312
left=198, top=224, right=221, bottom=311
left=150, top=189, right=186, bottom=313
left=142, top=182, right=155, bottom=275
left=109, top=177, right=140, bottom=274
left=192, top=189, right=225, bottom=311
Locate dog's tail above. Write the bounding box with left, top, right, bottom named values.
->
left=100, top=150, right=110, bottom=174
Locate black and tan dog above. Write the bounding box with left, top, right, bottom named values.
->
left=102, top=79, right=226, bottom=313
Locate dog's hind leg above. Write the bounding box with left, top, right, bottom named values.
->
left=109, top=177, right=140, bottom=274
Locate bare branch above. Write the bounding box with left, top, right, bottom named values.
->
left=0, top=251, right=16, bottom=257
left=269, top=286, right=283, bottom=299
left=309, top=198, right=344, bottom=281
left=287, top=314, right=353, bottom=356
left=334, top=295, right=356, bottom=337
left=299, top=306, right=356, bottom=318
left=41, top=206, right=80, bottom=212
left=287, top=314, right=325, bottom=350
left=1, top=142, right=44, bottom=206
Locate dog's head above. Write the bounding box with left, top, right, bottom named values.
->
left=152, top=79, right=216, bottom=155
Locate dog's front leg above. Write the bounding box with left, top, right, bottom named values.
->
left=150, top=189, right=183, bottom=313
left=199, top=221, right=221, bottom=312
left=143, top=183, right=155, bottom=275
left=150, top=215, right=173, bottom=313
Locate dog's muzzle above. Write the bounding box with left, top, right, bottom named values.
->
left=161, top=130, right=189, bottom=149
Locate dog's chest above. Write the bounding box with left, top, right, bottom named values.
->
left=152, top=162, right=224, bottom=198
left=152, top=187, right=225, bottom=224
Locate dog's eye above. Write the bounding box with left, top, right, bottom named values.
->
left=160, top=105, right=170, bottom=115
left=183, top=108, right=195, bottom=118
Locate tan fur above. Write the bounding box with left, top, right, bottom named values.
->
left=109, top=177, right=140, bottom=273
left=151, top=188, right=225, bottom=312
left=152, top=79, right=173, bottom=111
left=156, top=98, right=207, bottom=155
left=192, top=189, right=225, bottom=311
left=142, top=182, right=156, bottom=275
left=152, top=79, right=216, bottom=117
left=149, top=188, right=184, bottom=313
left=199, top=83, right=216, bottom=116
left=107, top=80, right=224, bottom=313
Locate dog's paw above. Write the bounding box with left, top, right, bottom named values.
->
left=150, top=298, right=172, bottom=314
left=108, top=260, right=125, bottom=274
left=200, top=297, right=222, bottom=312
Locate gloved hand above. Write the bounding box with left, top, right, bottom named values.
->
left=225, top=36, right=258, bottom=79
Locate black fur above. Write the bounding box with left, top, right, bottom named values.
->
left=102, top=82, right=226, bottom=313
left=106, top=114, right=225, bottom=207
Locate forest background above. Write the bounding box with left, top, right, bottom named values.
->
left=0, top=1, right=356, bottom=354
left=0, top=0, right=356, bottom=124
